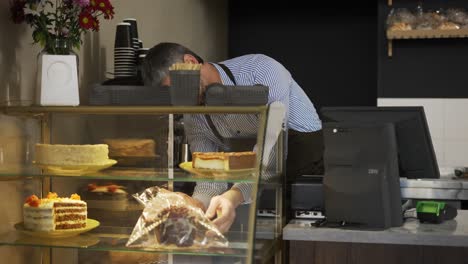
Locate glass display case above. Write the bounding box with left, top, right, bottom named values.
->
left=0, top=105, right=285, bottom=264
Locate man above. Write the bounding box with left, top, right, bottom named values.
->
left=142, top=42, right=323, bottom=233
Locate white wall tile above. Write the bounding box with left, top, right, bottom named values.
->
left=377, top=98, right=444, bottom=139
left=443, top=99, right=468, bottom=140
left=431, top=138, right=445, bottom=167
left=377, top=98, right=468, bottom=168
left=443, top=140, right=468, bottom=167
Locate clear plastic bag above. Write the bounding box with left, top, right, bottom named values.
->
left=126, top=186, right=228, bottom=248
left=446, top=8, right=467, bottom=24
left=431, top=8, right=461, bottom=30
left=446, top=8, right=468, bottom=28
left=416, top=12, right=442, bottom=30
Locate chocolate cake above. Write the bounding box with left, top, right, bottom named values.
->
left=80, top=183, right=142, bottom=227
left=126, top=188, right=228, bottom=249
left=154, top=206, right=201, bottom=247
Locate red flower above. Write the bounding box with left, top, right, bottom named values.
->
left=89, top=0, right=97, bottom=10
left=90, top=0, right=114, bottom=19
left=91, top=17, right=100, bottom=31
left=103, top=5, right=115, bottom=19
left=79, top=11, right=95, bottom=30
left=10, top=0, right=26, bottom=24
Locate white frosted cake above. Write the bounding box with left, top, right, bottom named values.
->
left=23, top=192, right=87, bottom=231
left=192, top=151, right=256, bottom=171
left=35, top=144, right=109, bottom=165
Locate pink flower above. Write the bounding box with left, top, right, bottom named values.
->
left=61, top=27, right=70, bottom=36
left=73, top=0, right=89, bottom=7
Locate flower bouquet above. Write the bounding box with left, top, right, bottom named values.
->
left=10, top=0, right=115, bottom=53
left=9, top=0, right=115, bottom=106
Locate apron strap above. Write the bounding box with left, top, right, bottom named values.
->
left=205, top=114, right=224, bottom=145
left=217, top=63, right=237, bottom=85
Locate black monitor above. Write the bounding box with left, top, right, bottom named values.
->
left=320, top=107, right=440, bottom=179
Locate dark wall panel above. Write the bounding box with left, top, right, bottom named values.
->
left=378, top=0, right=468, bottom=98
left=228, top=1, right=377, bottom=111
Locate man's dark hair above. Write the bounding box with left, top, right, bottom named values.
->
left=142, top=42, right=204, bottom=87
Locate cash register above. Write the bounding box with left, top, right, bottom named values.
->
left=290, top=107, right=440, bottom=228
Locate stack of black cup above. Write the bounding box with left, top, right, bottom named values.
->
left=136, top=48, right=149, bottom=80
left=114, top=22, right=135, bottom=78
left=123, top=18, right=139, bottom=57
left=114, top=18, right=145, bottom=79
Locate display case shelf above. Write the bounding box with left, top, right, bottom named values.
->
left=0, top=168, right=258, bottom=183
left=0, top=229, right=248, bottom=258
left=0, top=222, right=279, bottom=258
left=1, top=106, right=268, bottom=115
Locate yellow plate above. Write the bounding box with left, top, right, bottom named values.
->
left=179, top=162, right=255, bottom=179
left=110, top=155, right=158, bottom=167
left=33, top=160, right=117, bottom=175
left=14, top=232, right=100, bottom=247
left=15, top=219, right=100, bottom=239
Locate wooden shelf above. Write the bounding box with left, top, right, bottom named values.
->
left=387, top=28, right=468, bottom=40
left=386, top=28, right=468, bottom=57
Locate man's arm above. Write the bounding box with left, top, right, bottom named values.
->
left=202, top=56, right=292, bottom=233
left=183, top=114, right=228, bottom=209
left=231, top=55, right=292, bottom=203
left=253, top=55, right=291, bottom=112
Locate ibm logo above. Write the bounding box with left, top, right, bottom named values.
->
left=368, top=169, right=379, bottom=175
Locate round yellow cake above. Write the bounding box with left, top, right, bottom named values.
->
left=35, top=144, right=110, bottom=165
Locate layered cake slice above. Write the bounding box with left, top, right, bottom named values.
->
left=23, top=192, right=87, bottom=231
left=103, top=139, right=156, bottom=157
left=82, top=183, right=129, bottom=211
left=80, top=183, right=144, bottom=227
left=192, top=151, right=256, bottom=171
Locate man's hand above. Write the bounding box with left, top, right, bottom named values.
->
left=205, top=188, right=244, bottom=233
left=174, top=192, right=206, bottom=211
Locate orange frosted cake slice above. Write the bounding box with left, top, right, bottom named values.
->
left=23, top=192, right=87, bottom=231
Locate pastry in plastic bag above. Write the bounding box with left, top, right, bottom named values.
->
left=446, top=8, right=468, bottom=25
left=389, top=22, right=412, bottom=31
left=438, top=21, right=460, bottom=30
left=387, top=8, right=416, bottom=31
left=126, top=187, right=228, bottom=249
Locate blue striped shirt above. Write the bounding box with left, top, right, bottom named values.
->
left=187, top=54, right=322, bottom=207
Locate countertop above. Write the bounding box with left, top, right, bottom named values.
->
left=283, top=210, right=468, bottom=247
left=401, top=177, right=468, bottom=200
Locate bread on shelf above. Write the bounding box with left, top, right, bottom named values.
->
left=388, top=22, right=412, bottom=31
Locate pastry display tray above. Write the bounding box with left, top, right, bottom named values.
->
left=0, top=167, right=258, bottom=183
